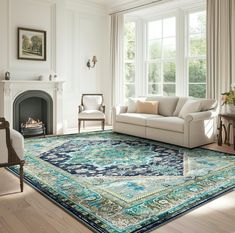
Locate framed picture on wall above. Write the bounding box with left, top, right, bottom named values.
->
left=17, top=27, right=46, bottom=61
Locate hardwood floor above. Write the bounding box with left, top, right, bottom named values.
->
left=0, top=141, right=235, bottom=233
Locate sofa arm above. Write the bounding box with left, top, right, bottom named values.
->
left=184, top=110, right=217, bottom=122
left=112, top=105, right=128, bottom=117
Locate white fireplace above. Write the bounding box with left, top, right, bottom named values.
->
left=0, top=80, right=64, bottom=134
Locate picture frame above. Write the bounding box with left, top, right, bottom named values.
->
left=17, top=27, right=46, bottom=61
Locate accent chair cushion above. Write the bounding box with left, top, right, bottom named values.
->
left=145, top=96, right=179, bottom=116
left=10, top=129, right=24, bottom=160
left=178, top=100, right=201, bottom=119
left=83, top=95, right=102, bottom=110
left=78, top=110, right=105, bottom=119
left=146, top=117, right=184, bottom=133
left=136, top=100, right=159, bottom=114
left=0, top=129, right=8, bottom=163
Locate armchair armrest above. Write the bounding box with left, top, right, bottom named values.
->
left=99, top=105, right=105, bottom=113
left=78, top=105, right=84, bottom=113
left=184, top=110, right=218, bottom=122
left=112, top=105, right=128, bottom=116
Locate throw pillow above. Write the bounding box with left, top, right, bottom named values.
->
left=173, top=97, right=188, bottom=116
left=178, top=100, right=201, bottom=119
left=136, top=100, right=159, bottom=114
left=127, top=97, right=146, bottom=113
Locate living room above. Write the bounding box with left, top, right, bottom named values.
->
left=0, top=0, right=235, bottom=233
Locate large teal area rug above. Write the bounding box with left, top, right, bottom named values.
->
left=10, top=131, right=235, bottom=233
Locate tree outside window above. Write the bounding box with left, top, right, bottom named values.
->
left=187, top=11, right=206, bottom=98
left=124, top=22, right=136, bottom=99
left=147, top=17, right=176, bottom=96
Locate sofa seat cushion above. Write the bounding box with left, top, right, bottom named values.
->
left=116, top=113, right=164, bottom=126
left=147, top=117, right=184, bottom=133
left=78, top=110, right=105, bottom=119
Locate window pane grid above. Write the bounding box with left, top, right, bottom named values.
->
left=187, top=10, right=206, bottom=98
left=124, top=21, right=136, bottom=99
left=147, top=16, right=176, bottom=96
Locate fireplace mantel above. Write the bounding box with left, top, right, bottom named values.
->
left=0, top=80, right=65, bottom=134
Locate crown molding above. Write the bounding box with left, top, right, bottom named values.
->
left=66, top=0, right=108, bottom=15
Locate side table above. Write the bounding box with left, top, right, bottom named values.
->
left=217, top=113, right=235, bottom=150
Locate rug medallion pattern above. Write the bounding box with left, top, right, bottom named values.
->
left=10, top=131, right=235, bottom=233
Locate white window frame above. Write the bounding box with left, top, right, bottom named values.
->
left=145, top=13, right=177, bottom=96
left=122, top=1, right=206, bottom=103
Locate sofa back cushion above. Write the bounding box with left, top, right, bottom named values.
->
left=136, top=100, right=159, bottom=114
left=199, top=99, right=217, bottom=111
left=146, top=96, right=179, bottom=116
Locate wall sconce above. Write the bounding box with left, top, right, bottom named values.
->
left=87, top=56, right=97, bottom=69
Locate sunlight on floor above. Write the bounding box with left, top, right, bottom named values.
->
left=64, top=125, right=112, bottom=134
left=190, top=194, right=235, bottom=216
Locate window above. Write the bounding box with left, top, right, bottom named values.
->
left=124, top=21, right=136, bottom=100
left=147, top=17, right=176, bottom=96
left=122, top=5, right=206, bottom=103
left=187, top=11, right=206, bottom=98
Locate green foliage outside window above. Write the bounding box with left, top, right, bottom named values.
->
left=148, top=63, right=161, bottom=83
left=189, top=60, right=206, bottom=83
left=125, top=84, right=135, bottom=98
left=189, top=84, right=206, bottom=98
left=188, top=11, right=206, bottom=98
left=124, top=23, right=136, bottom=60
left=163, top=84, right=176, bottom=96
left=124, top=11, right=207, bottom=100
left=124, top=22, right=136, bottom=99
left=163, top=62, right=175, bottom=82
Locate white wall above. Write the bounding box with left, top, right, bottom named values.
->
left=0, top=0, right=110, bottom=131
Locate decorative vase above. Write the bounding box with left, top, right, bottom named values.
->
left=227, top=104, right=235, bottom=114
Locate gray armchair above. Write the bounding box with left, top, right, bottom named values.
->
left=78, top=94, right=105, bottom=133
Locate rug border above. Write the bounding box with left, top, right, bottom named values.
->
left=7, top=167, right=235, bottom=233
left=6, top=167, right=103, bottom=233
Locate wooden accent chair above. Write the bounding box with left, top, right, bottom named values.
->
left=78, top=94, right=105, bottom=133
left=0, top=118, right=24, bottom=192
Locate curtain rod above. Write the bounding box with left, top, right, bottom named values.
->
left=109, top=0, right=168, bottom=15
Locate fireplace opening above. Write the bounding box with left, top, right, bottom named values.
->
left=13, top=90, right=53, bottom=136
left=21, top=118, right=46, bottom=137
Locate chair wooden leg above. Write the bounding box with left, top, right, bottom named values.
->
left=20, top=162, right=24, bottom=192
left=78, top=120, right=81, bottom=133
left=102, top=120, right=105, bottom=131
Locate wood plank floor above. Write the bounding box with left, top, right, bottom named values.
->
left=0, top=141, right=235, bottom=233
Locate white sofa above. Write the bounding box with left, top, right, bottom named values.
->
left=112, top=96, right=218, bottom=148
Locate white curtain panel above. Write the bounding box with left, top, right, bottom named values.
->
left=110, top=13, right=124, bottom=106
left=207, top=0, right=235, bottom=100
